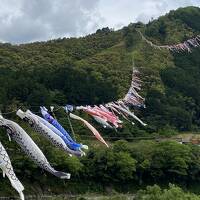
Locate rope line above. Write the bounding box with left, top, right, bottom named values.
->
left=0, top=106, right=63, bottom=115
left=136, top=29, right=200, bottom=52
left=67, top=114, right=76, bottom=141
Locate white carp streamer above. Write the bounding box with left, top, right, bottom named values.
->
left=17, top=109, right=84, bottom=157
left=0, top=141, right=24, bottom=200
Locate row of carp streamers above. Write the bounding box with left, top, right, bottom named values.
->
left=0, top=67, right=146, bottom=199
left=136, top=29, right=200, bottom=53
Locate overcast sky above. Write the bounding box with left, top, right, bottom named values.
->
left=0, top=0, right=199, bottom=44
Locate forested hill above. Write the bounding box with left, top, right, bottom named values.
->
left=0, top=6, right=200, bottom=135
left=1, top=6, right=200, bottom=198
left=0, top=7, right=200, bottom=136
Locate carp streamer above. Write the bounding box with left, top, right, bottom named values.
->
left=0, top=141, right=24, bottom=200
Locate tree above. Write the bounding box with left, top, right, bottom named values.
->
left=151, top=141, right=192, bottom=181
left=135, top=184, right=200, bottom=200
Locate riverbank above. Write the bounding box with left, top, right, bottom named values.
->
left=0, top=194, right=135, bottom=200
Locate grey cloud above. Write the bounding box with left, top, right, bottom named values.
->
left=0, top=0, right=102, bottom=43
left=99, top=0, right=200, bottom=29
left=135, top=0, right=198, bottom=23
left=0, top=0, right=200, bottom=43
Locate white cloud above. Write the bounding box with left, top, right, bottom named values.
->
left=0, top=0, right=102, bottom=43
left=98, top=0, right=200, bottom=27
left=0, top=0, right=199, bottom=43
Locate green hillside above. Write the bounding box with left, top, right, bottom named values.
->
left=0, top=6, right=200, bottom=198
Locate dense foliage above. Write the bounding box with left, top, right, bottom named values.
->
left=135, top=184, right=200, bottom=200
left=0, top=6, right=200, bottom=198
